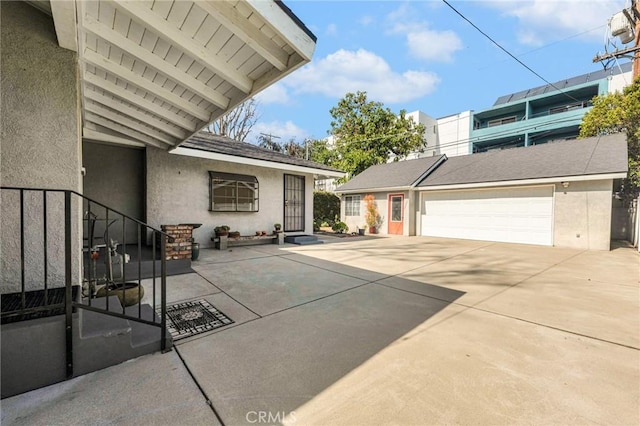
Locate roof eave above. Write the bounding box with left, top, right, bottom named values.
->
left=171, top=146, right=345, bottom=178
left=337, top=186, right=414, bottom=195
left=418, top=172, right=628, bottom=191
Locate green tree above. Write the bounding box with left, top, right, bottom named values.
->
left=579, top=77, right=640, bottom=201
left=328, top=91, right=426, bottom=182
left=313, top=190, right=340, bottom=224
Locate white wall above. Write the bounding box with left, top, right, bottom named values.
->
left=436, top=111, right=472, bottom=157
left=608, top=70, right=633, bottom=94
left=553, top=179, right=613, bottom=250
left=342, top=191, right=413, bottom=236
left=1, top=2, right=82, bottom=292
left=146, top=148, right=314, bottom=247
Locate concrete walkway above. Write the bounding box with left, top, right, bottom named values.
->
left=3, top=237, right=639, bottom=425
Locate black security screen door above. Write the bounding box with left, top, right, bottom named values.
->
left=284, top=174, right=305, bottom=232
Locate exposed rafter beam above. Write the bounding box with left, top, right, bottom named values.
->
left=85, top=101, right=176, bottom=145
left=82, top=15, right=230, bottom=110
left=198, top=1, right=288, bottom=71
left=84, top=89, right=187, bottom=139
left=85, top=112, right=171, bottom=149
left=50, top=0, right=78, bottom=51
left=83, top=72, right=198, bottom=132
left=83, top=127, right=146, bottom=148
left=246, top=0, right=316, bottom=61
left=83, top=49, right=211, bottom=122
left=114, top=0, right=254, bottom=93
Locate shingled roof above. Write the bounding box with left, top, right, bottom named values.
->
left=417, top=133, right=628, bottom=188
left=337, top=155, right=446, bottom=192
left=177, top=132, right=343, bottom=176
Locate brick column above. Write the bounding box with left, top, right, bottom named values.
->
left=161, top=224, right=193, bottom=260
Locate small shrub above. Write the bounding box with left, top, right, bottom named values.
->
left=331, top=221, right=348, bottom=234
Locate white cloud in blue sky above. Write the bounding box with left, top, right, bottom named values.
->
left=386, top=4, right=463, bottom=62
left=483, top=0, right=621, bottom=46
left=251, top=0, right=627, bottom=143
left=281, top=48, right=440, bottom=104
left=250, top=120, right=309, bottom=142
left=255, top=83, right=290, bottom=105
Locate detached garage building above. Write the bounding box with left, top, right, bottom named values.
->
left=337, top=134, right=628, bottom=250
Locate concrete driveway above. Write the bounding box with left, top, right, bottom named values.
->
left=3, top=236, right=639, bottom=425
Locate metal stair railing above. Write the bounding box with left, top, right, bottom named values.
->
left=0, top=186, right=173, bottom=379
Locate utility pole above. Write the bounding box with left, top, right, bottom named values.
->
left=592, top=0, right=640, bottom=79
left=634, top=0, right=640, bottom=79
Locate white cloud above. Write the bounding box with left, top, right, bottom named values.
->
left=387, top=7, right=463, bottom=62
left=405, top=27, right=463, bottom=62
left=250, top=120, right=309, bottom=143
left=326, top=23, right=338, bottom=36
left=254, top=83, right=290, bottom=105
left=283, top=49, right=440, bottom=104
left=482, top=0, right=621, bottom=45
left=358, top=15, right=374, bottom=26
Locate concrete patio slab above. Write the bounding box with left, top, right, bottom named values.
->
left=0, top=351, right=219, bottom=426
left=288, top=237, right=490, bottom=276
left=193, top=254, right=368, bottom=316
left=4, top=236, right=638, bottom=425
left=290, top=305, right=639, bottom=425
left=140, top=271, right=221, bottom=306
left=177, top=281, right=463, bottom=425
left=475, top=262, right=640, bottom=348
left=282, top=252, right=390, bottom=282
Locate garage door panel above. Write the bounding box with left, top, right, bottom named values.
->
left=421, top=186, right=553, bottom=246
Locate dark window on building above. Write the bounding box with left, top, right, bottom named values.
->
left=209, top=171, right=259, bottom=212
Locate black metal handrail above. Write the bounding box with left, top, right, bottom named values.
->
left=0, top=186, right=173, bottom=379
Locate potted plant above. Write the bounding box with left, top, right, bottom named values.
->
left=214, top=225, right=230, bottom=237
left=358, top=225, right=366, bottom=236
left=274, top=223, right=282, bottom=233
left=229, top=230, right=241, bottom=238
left=364, top=194, right=381, bottom=234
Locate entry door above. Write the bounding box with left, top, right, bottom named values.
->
left=388, top=194, right=404, bottom=235
left=284, top=174, right=305, bottom=232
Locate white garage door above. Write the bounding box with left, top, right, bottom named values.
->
left=421, top=186, right=553, bottom=246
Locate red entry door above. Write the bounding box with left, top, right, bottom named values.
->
left=388, top=194, right=404, bottom=235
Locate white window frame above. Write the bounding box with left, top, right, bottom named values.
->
left=345, top=195, right=361, bottom=216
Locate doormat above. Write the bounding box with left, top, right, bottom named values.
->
left=163, top=299, right=234, bottom=340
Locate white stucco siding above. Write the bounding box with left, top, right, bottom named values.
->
left=436, top=111, right=471, bottom=158
left=553, top=179, right=613, bottom=250
left=146, top=148, right=314, bottom=247
left=1, top=2, right=82, bottom=293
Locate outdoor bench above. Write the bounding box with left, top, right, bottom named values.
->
left=211, top=233, right=284, bottom=250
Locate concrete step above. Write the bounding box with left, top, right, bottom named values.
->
left=74, top=297, right=167, bottom=376
left=284, top=235, right=324, bottom=245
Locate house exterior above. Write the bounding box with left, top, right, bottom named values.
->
left=337, top=134, right=628, bottom=251
left=146, top=133, right=343, bottom=242
left=1, top=0, right=318, bottom=397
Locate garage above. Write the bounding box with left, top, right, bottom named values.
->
left=421, top=186, right=554, bottom=246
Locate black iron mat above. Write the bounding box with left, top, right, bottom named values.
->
left=163, top=299, right=234, bottom=340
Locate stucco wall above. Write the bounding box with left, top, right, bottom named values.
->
left=553, top=180, right=613, bottom=250
left=1, top=2, right=82, bottom=292
left=83, top=142, right=144, bottom=242
left=343, top=191, right=414, bottom=236
left=146, top=148, right=314, bottom=247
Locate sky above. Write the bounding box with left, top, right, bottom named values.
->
left=246, top=0, right=634, bottom=144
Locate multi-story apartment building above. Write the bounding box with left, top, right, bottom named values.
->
left=469, top=62, right=632, bottom=153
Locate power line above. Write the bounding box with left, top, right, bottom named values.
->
left=441, top=0, right=581, bottom=103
